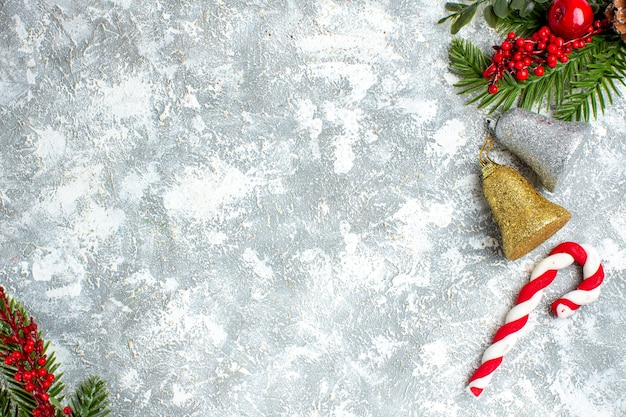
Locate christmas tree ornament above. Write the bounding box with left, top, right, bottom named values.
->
left=547, top=0, right=594, bottom=40
left=479, top=138, right=571, bottom=260
left=487, top=108, right=591, bottom=192
left=468, top=242, right=605, bottom=397
left=606, top=0, right=626, bottom=41
left=444, top=1, right=626, bottom=122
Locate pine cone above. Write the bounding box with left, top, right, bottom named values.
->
left=606, top=0, right=626, bottom=41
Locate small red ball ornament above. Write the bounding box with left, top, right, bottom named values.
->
left=547, top=0, right=594, bottom=39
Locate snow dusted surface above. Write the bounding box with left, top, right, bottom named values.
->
left=0, top=0, right=625, bottom=415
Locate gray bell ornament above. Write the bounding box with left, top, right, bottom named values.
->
left=487, top=108, right=591, bottom=193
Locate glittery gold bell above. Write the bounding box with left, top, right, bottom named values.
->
left=480, top=138, right=571, bottom=260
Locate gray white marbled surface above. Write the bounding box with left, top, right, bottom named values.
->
left=1, top=0, right=625, bottom=416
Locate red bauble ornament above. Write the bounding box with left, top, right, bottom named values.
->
left=547, top=0, right=594, bottom=39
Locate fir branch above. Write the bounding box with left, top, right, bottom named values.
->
left=0, top=287, right=111, bottom=417
left=0, top=298, right=39, bottom=417
left=69, top=376, right=111, bottom=417
left=0, top=366, right=35, bottom=417
left=449, top=38, right=491, bottom=91
left=0, top=387, right=19, bottom=417
left=449, top=37, right=522, bottom=114
left=448, top=29, right=626, bottom=120
left=556, top=36, right=626, bottom=120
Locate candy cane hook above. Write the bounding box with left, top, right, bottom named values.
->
left=467, top=242, right=605, bottom=397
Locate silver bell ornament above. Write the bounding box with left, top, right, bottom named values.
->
left=487, top=108, right=591, bottom=193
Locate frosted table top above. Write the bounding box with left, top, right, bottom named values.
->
left=0, top=1, right=624, bottom=416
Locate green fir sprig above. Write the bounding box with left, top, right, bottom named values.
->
left=449, top=34, right=626, bottom=120
left=69, top=377, right=110, bottom=417
left=445, top=2, right=626, bottom=121
left=556, top=38, right=626, bottom=120
left=0, top=287, right=112, bottom=417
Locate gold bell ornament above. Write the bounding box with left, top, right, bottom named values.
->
left=479, top=138, right=571, bottom=260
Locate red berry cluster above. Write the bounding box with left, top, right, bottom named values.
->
left=0, top=287, right=73, bottom=417
left=483, top=19, right=609, bottom=94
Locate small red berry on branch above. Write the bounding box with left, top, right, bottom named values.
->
left=0, top=287, right=73, bottom=417
left=483, top=19, right=610, bottom=95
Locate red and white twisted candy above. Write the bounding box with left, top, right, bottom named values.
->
left=468, top=242, right=604, bottom=397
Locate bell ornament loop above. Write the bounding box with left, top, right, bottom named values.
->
left=479, top=138, right=498, bottom=179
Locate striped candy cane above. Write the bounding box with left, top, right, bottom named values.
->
left=468, top=242, right=604, bottom=397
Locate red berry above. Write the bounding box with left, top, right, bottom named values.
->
left=501, top=41, right=512, bottom=51
left=37, top=357, right=47, bottom=366
left=547, top=55, right=558, bottom=67
left=547, top=44, right=558, bottom=55
left=516, top=69, right=529, bottom=81
left=534, top=66, right=545, bottom=76
left=42, top=380, right=52, bottom=389
left=24, top=382, right=35, bottom=391
left=63, top=406, right=73, bottom=415
left=37, top=367, right=47, bottom=377
left=41, top=392, right=49, bottom=401
left=507, top=32, right=516, bottom=39
left=488, top=84, right=499, bottom=94
left=547, top=0, right=594, bottom=40
left=559, top=54, right=569, bottom=63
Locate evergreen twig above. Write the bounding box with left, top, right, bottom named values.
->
left=69, top=376, right=111, bottom=417
left=556, top=36, right=626, bottom=120
left=0, top=287, right=111, bottom=417
left=448, top=28, right=626, bottom=121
